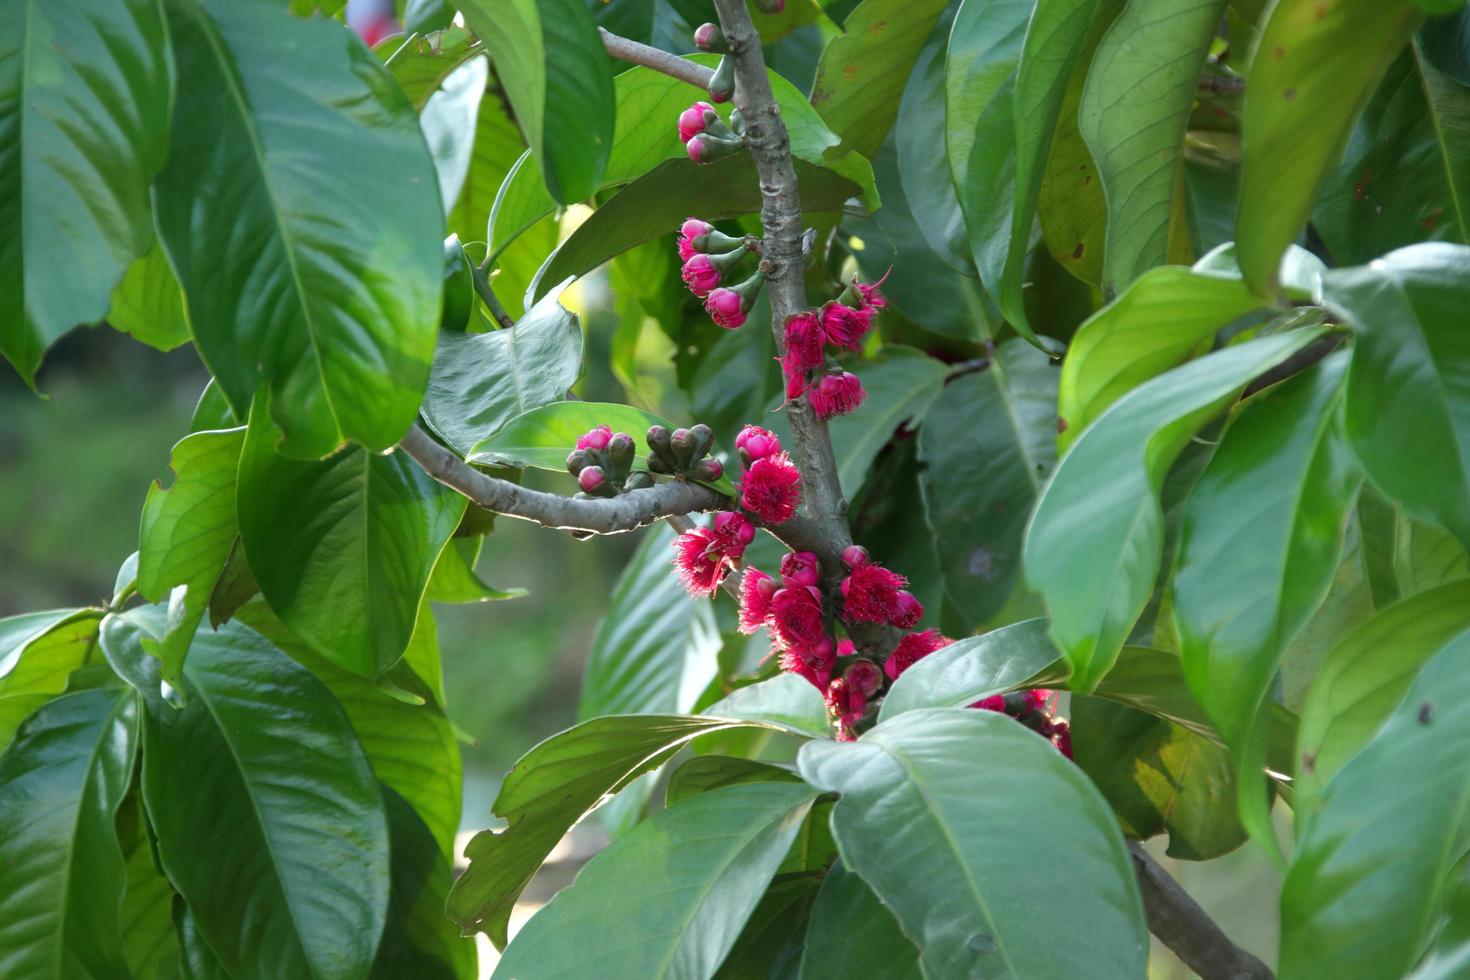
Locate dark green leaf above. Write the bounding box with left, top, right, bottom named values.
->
left=799, top=862, right=921, bottom=980
left=372, top=787, right=474, bottom=980
left=799, top=709, right=1148, bottom=978
left=1281, top=632, right=1470, bottom=978
left=421, top=287, right=583, bottom=455
left=918, top=340, right=1058, bottom=626
left=493, top=782, right=819, bottom=980
left=238, top=401, right=465, bottom=677
left=1026, top=328, right=1327, bottom=691
left=0, top=0, right=172, bottom=384
left=120, top=817, right=181, bottom=980
left=1419, top=8, right=1470, bottom=85
left=715, top=872, right=823, bottom=980
left=896, top=13, right=972, bottom=271
left=1235, top=0, right=1422, bottom=293
left=0, top=689, right=138, bottom=978
left=665, top=756, right=804, bottom=808
left=156, top=0, right=442, bottom=456
left=455, top=0, right=615, bottom=203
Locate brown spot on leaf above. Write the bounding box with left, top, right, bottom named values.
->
left=1420, top=701, right=1435, bottom=725
left=1071, top=242, right=1084, bottom=260
left=868, top=18, right=887, bottom=32
left=1301, top=751, right=1316, bottom=772
left=1057, top=417, right=1069, bottom=433
left=1423, top=207, right=1444, bottom=232
left=1283, top=87, right=1297, bottom=100
left=1315, top=2, right=1328, bottom=17
left=1272, top=45, right=1286, bottom=60
left=842, top=64, right=861, bottom=82
left=1354, top=167, right=1373, bottom=199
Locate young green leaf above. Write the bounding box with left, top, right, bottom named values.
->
left=492, top=782, right=819, bottom=980
left=155, top=0, right=443, bottom=457
left=0, top=689, right=138, bottom=979
left=107, top=244, right=191, bottom=353
left=800, top=709, right=1148, bottom=979
left=0, top=612, right=104, bottom=753
left=1026, top=327, right=1327, bottom=692
left=0, top=0, right=172, bottom=384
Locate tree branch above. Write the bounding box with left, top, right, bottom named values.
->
left=599, top=28, right=714, bottom=88
left=1129, top=843, right=1275, bottom=980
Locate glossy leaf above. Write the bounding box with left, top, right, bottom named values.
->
left=800, top=709, right=1148, bottom=978
left=119, top=822, right=181, bottom=980
left=799, top=862, right=922, bottom=980
left=897, top=14, right=972, bottom=271
left=107, top=244, right=191, bottom=353
left=704, top=672, right=831, bottom=738
left=918, top=339, right=1058, bottom=627
left=156, top=0, right=443, bottom=457
left=447, top=81, right=524, bottom=248
left=447, top=713, right=789, bottom=945
left=137, top=428, right=247, bottom=687
left=879, top=619, right=1062, bottom=720
left=238, top=402, right=465, bottom=678
left=421, top=287, right=582, bottom=455
left=1332, top=243, right=1470, bottom=550
left=493, top=782, right=819, bottom=979
left=373, top=786, right=473, bottom=979
left=0, top=612, right=104, bottom=752
left=1236, top=0, right=1422, bottom=293
left=426, top=538, right=527, bottom=604
left=1293, top=580, right=1470, bottom=819
left=109, top=613, right=391, bottom=980
left=810, top=0, right=952, bottom=156
left=0, top=0, right=172, bottom=384
left=1281, top=632, right=1470, bottom=978
left=455, top=0, right=614, bottom=204
left=1026, top=328, right=1327, bottom=691
left=0, top=689, right=138, bottom=979
left=420, top=53, right=488, bottom=217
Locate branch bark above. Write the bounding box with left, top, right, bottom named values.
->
left=599, top=28, right=714, bottom=88
left=1130, top=843, right=1275, bottom=980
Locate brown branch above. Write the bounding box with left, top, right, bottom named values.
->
left=599, top=28, right=714, bottom=89
left=1130, top=843, right=1274, bottom=980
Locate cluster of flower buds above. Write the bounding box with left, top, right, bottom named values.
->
left=972, top=689, right=1073, bottom=758
left=646, top=423, right=724, bottom=483
left=734, top=425, right=802, bottom=524
left=567, top=425, right=651, bottom=497
left=780, top=274, right=887, bottom=419
left=823, top=650, right=883, bottom=740
left=740, top=551, right=835, bottom=690
left=839, top=546, right=923, bottom=629
left=672, top=512, right=755, bottom=598
left=677, top=218, right=767, bottom=328
left=680, top=101, right=744, bottom=165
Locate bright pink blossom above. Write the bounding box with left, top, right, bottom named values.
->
left=836, top=638, right=857, bottom=658
left=883, top=628, right=952, bottom=680
left=679, top=101, right=715, bottom=143
left=704, top=287, right=746, bottom=328
left=671, top=527, right=728, bottom=598
left=972, top=694, right=1007, bottom=712
left=681, top=254, right=723, bottom=297
left=782, top=349, right=811, bottom=401
left=780, top=635, right=835, bottom=689
left=841, top=545, right=870, bottom=569
left=576, top=425, right=612, bottom=451
left=783, top=312, right=826, bottom=373
left=819, top=300, right=874, bottom=350
left=780, top=551, right=821, bottom=589
left=738, top=567, right=777, bottom=634
left=678, top=218, right=713, bottom=261
left=855, top=272, right=888, bottom=309
left=892, top=590, right=924, bottom=629
left=841, top=561, right=908, bottom=625
left=578, top=467, right=605, bottom=494
left=770, top=585, right=826, bottom=650
left=711, top=512, right=755, bottom=559
left=735, top=425, right=782, bottom=463
left=809, top=371, right=866, bottom=420
left=739, top=452, right=802, bottom=524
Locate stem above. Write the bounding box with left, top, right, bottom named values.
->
left=470, top=263, right=516, bottom=329
left=599, top=28, right=715, bottom=89
left=1130, top=843, right=1275, bottom=980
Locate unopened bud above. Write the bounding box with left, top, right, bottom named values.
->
left=647, top=453, right=674, bottom=475
left=670, top=427, right=696, bottom=468
left=686, top=131, right=743, bottom=165
left=841, top=545, right=870, bottom=569
left=892, top=591, right=924, bottom=629
left=692, top=457, right=724, bottom=482
left=693, top=22, right=727, bottom=52
left=688, top=423, right=714, bottom=458
left=781, top=551, right=821, bottom=589
left=708, top=56, right=735, bottom=104
left=845, top=659, right=883, bottom=699
left=578, top=466, right=606, bottom=494
left=678, top=101, right=716, bottom=143
left=624, top=471, right=654, bottom=492
left=607, top=432, right=635, bottom=472
left=566, top=449, right=590, bottom=476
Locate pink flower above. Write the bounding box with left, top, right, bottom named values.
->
left=1025, top=689, right=1054, bottom=712
left=782, top=349, right=811, bottom=401
left=576, top=425, right=612, bottom=451
left=780, top=551, right=821, bottom=589
left=819, top=300, right=874, bottom=350
left=738, top=567, right=777, bottom=634
left=770, top=584, right=826, bottom=650
left=578, top=466, right=605, bottom=493
left=883, top=628, right=952, bottom=680
left=783, top=312, right=826, bottom=373
left=739, top=452, right=802, bottom=524
left=841, top=561, right=908, bottom=625
left=892, top=591, right=923, bottom=629
left=682, top=254, right=722, bottom=297
left=856, top=274, right=888, bottom=309
left=678, top=218, right=713, bottom=261
left=809, top=371, right=866, bottom=420
left=1050, top=719, right=1073, bottom=759
left=780, top=635, right=835, bottom=689
left=679, top=101, right=715, bottom=143
left=704, top=287, right=746, bottom=328
left=845, top=659, right=883, bottom=699
left=711, top=511, right=755, bottom=559
left=671, top=527, right=728, bottom=598
left=825, top=676, right=866, bottom=729
left=736, top=425, right=782, bottom=463
left=971, top=694, right=1007, bottom=712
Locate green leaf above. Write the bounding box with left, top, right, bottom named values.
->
left=1026, top=327, right=1327, bottom=691
left=665, top=756, right=805, bottom=808
left=918, top=339, right=1058, bottom=627
left=137, top=428, right=247, bottom=688
left=0, top=689, right=138, bottom=979
left=879, top=619, right=1062, bottom=720
left=1056, top=245, right=1325, bottom=450
left=1332, top=243, right=1470, bottom=550
left=105, top=613, right=391, bottom=980
left=107, top=243, right=191, bottom=353
left=427, top=537, right=528, bottom=603
left=1419, top=8, right=1470, bottom=85
left=447, top=713, right=791, bottom=945
left=1293, top=580, right=1470, bottom=820
left=1071, top=697, right=1247, bottom=860
left=373, top=786, right=474, bottom=979
left=420, top=53, right=488, bottom=217
left=1079, top=0, right=1223, bottom=293
left=238, top=401, right=465, bottom=678
left=448, top=79, right=525, bottom=246
left=1315, top=47, right=1470, bottom=263
left=1235, top=0, right=1422, bottom=294
left=0, top=612, right=104, bottom=753
left=1173, top=353, right=1356, bottom=854
left=0, top=0, right=172, bottom=384
left=896, top=14, right=973, bottom=271
left=493, top=782, right=818, bottom=979
left=119, top=818, right=181, bottom=980
left=422, top=286, right=583, bottom=455
left=704, top=672, right=832, bottom=738
left=455, top=0, right=615, bottom=204
left=809, top=0, right=952, bottom=156
left=377, top=27, right=482, bottom=110
left=715, top=871, right=824, bottom=980
left=156, top=0, right=443, bottom=457
left=799, top=709, right=1148, bottom=979
left=1281, top=632, right=1470, bottom=978
left=800, top=862, right=922, bottom=980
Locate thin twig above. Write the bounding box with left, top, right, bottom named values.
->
left=1129, top=843, right=1274, bottom=979
left=470, top=263, right=515, bottom=329
left=599, top=28, right=714, bottom=89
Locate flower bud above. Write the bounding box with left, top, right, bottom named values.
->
left=782, top=311, right=825, bottom=373
left=576, top=424, right=613, bottom=451
left=735, top=424, right=781, bottom=464
left=693, top=22, right=728, bottom=52
left=809, top=371, right=866, bottom=420
left=688, top=423, right=714, bottom=458
left=607, top=432, right=635, bottom=472
left=686, top=131, right=743, bottom=165
left=647, top=453, right=674, bottom=475
left=892, top=590, right=924, bottom=629
left=566, top=449, right=590, bottom=476
left=678, top=101, right=716, bottom=143
left=578, top=466, right=606, bottom=494
left=624, top=471, right=654, bottom=491
left=841, top=545, right=870, bottom=568
left=845, top=659, right=883, bottom=699
left=705, top=270, right=765, bottom=328
left=681, top=254, right=723, bottom=297
left=692, top=457, right=724, bottom=482
left=670, top=427, right=697, bottom=468
left=781, top=551, right=821, bottom=589
left=708, top=55, right=735, bottom=104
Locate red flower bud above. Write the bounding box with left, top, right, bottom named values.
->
left=780, top=634, right=835, bottom=690
left=678, top=217, right=714, bottom=261
left=739, top=451, right=802, bottom=524
left=809, top=371, right=866, bottom=420
left=693, top=22, right=727, bottom=51
left=576, top=424, right=613, bottom=451
left=837, top=638, right=857, bottom=658
left=704, top=288, right=743, bottom=327
left=578, top=466, right=606, bottom=493
left=891, top=590, right=924, bottom=629
left=845, top=658, right=883, bottom=699
left=841, top=545, right=870, bottom=569
left=780, top=551, right=821, bottom=589
left=971, top=694, right=1007, bottom=712
left=735, top=424, right=782, bottom=463
left=692, top=457, right=724, bottom=482
left=825, top=675, right=866, bottom=729
left=678, top=101, right=716, bottom=143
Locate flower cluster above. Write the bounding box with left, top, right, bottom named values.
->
left=672, top=512, right=755, bottom=598
left=680, top=102, right=743, bottom=165
left=779, top=275, right=886, bottom=419
left=972, top=689, right=1073, bottom=758
left=677, top=217, right=766, bottom=328
left=647, top=423, right=723, bottom=483
left=566, top=425, right=649, bottom=496
left=839, top=546, right=923, bottom=629
left=739, top=550, right=835, bottom=690
left=734, top=425, right=802, bottom=525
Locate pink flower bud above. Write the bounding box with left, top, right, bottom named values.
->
left=576, top=425, right=613, bottom=451
left=736, top=424, right=782, bottom=462
left=971, top=694, right=1007, bottom=713
left=693, top=22, right=726, bottom=51
left=780, top=639, right=834, bottom=691
left=809, top=371, right=866, bottom=420
left=578, top=466, right=606, bottom=493
left=694, top=457, right=724, bottom=481
left=841, top=545, right=870, bottom=569
left=782, top=349, right=809, bottom=402
left=780, top=551, right=821, bottom=589
left=704, top=287, right=746, bottom=328
left=892, top=590, right=924, bottom=629
left=837, top=638, right=857, bottom=658
left=678, top=217, right=713, bottom=261
left=845, top=659, right=883, bottom=699
left=681, top=254, right=723, bottom=297
left=771, top=584, right=826, bottom=650
left=678, top=101, right=716, bottom=143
